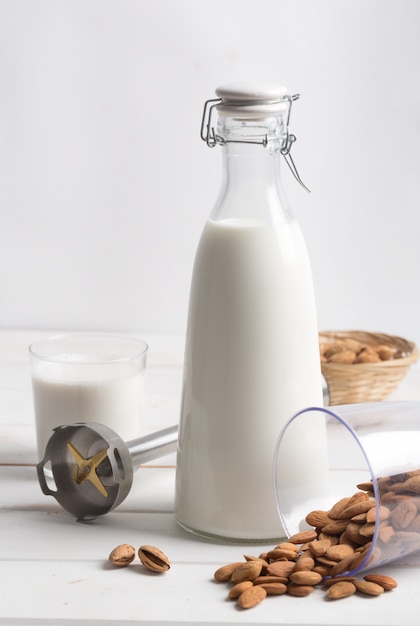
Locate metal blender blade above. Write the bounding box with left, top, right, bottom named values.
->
left=37, top=422, right=177, bottom=521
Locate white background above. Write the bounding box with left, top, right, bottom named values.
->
left=1, top=0, right=419, bottom=347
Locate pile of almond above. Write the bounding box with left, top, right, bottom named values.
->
left=320, top=337, right=397, bottom=365
left=213, top=481, right=403, bottom=609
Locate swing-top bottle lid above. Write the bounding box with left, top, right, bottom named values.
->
left=200, top=82, right=310, bottom=191
left=215, top=81, right=290, bottom=117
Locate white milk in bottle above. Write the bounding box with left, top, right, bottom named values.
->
left=175, top=83, right=328, bottom=542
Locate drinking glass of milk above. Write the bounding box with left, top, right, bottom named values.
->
left=29, top=333, right=148, bottom=460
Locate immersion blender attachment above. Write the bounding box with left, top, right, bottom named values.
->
left=37, top=422, right=177, bottom=521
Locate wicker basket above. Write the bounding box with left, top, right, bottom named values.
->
left=319, top=330, right=418, bottom=405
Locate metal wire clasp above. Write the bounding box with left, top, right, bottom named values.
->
left=200, top=93, right=310, bottom=193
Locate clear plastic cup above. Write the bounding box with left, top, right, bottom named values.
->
left=273, top=401, right=420, bottom=576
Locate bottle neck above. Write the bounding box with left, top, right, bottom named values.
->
left=210, top=115, right=293, bottom=223
left=222, top=140, right=282, bottom=188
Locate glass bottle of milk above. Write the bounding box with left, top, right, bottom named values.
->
left=175, top=83, right=327, bottom=542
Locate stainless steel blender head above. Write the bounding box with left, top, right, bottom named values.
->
left=37, top=422, right=178, bottom=521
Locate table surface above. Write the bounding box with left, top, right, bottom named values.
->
left=2, top=329, right=420, bottom=626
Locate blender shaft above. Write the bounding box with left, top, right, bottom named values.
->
left=127, top=425, right=178, bottom=467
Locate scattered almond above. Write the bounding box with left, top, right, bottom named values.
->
left=287, top=584, right=314, bottom=597
left=288, top=530, right=318, bottom=544
left=138, top=545, right=170, bottom=573
left=237, top=585, right=266, bottom=609
left=214, top=561, right=243, bottom=582
left=326, top=581, right=356, bottom=599
left=305, top=510, right=333, bottom=527
left=325, top=544, right=355, bottom=562
left=323, top=576, right=357, bottom=587
left=259, top=582, right=288, bottom=595
left=231, top=561, right=262, bottom=583
left=289, top=571, right=322, bottom=585
left=308, top=539, right=331, bottom=557
left=363, top=574, right=398, bottom=590
left=292, top=556, right=316, bottom=571
left=212, top=474, right=408, bottom=610
left=354, top=580, right=384, bottom=596
left=108, top=544, right=136, bottom=567
left=228, top=580, right=253, bottom=599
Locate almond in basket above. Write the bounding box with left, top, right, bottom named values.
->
left=321, top=339, right=391, bottom=365
left=319, top=332, right=416, bottom=366
left=319, top=331, right=418, bottom=404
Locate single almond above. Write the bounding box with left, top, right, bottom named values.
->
left=329, top=554, right=355, bottom=577
left=378, top=524, right=395, bottom=543
left=390, top=499, right=417, bottom=529
left=253, top=575, right=289, bottom=585
left=328, top=497, right=351, bottom=519
left=288, top=530, right=318, bottom=544
left=341, top=338, right=362, bottom=352
left=313, top=564, right=333, bottom=577
left=292, top=556, right=316, bottom=572
left=258, top=582, right=287, bottom=595
left=403, top=475, right=420, bottom=493
left=326, top=581, right=356, bottom=599
left=237, top=585, right=267, bottom=609
left=244, top=554, right=267, bottom=564
left=325, top=544, right=355, bottom=562
left=336, top=500, right=376, bottom=520
left=138, top=545, right=170, bottom=573
left=289, top=570, right=322, bottom=586
left=321, top=519, right=350, bottom=535
left=338, top=531, right=358, bottom=548
left=266, top=560, right=295, bottom=577
left=214, top=561, right=243, bottom=582
left=323, top=341, right=346, bottom=358
left=382, top=490, right=398, bottom=503
left=267, top=548, right=298, bottom=561
left=366, top=505, right=388, bottom=523
left=318, top=532, right=340, bottom=545
left=354, top=580, right=384, bottom=596
left=359, top=522, right=376, bottom=537
left=231, top=561, right=262, bottom=583
left=407, top=505, right=420, bottom=533
left=345, top=522, right=370, bottom=545
left=391, top=530, right=420, bottom=549
left=348, top=491, right=370, bottom=504
left=378, top=476, right=395, bottom=492
left=375, top=344, right=394, bottom=360
left=228, top=580, right=253, bottom=599
left=108, top=544, right=136, bottom=567
left=308, top=539, right=331, bottom=557
left=314, top=555, right=338, bottom=567
left=349, top=549, right=370, bottom=571
left=356, top=481, right=374, bottom=491
left=355, top=350, right=380, bottom=363
left=363, top=574, right=398, bottom=590
left=323, top=576, right=357, bottom=587
left=275, top=542, right=300, bottom=553
left=329, top=349, right=357, bottom=364
left=305, top=510, right=334, bottom=528
left=287, top=584, right=314, bottom=597
left=243, top=556, right=268, bottom=572
left=354, top=541, right=372, bottom=553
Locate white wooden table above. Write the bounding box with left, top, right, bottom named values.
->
left=1, top=329, right=420, bottom=626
